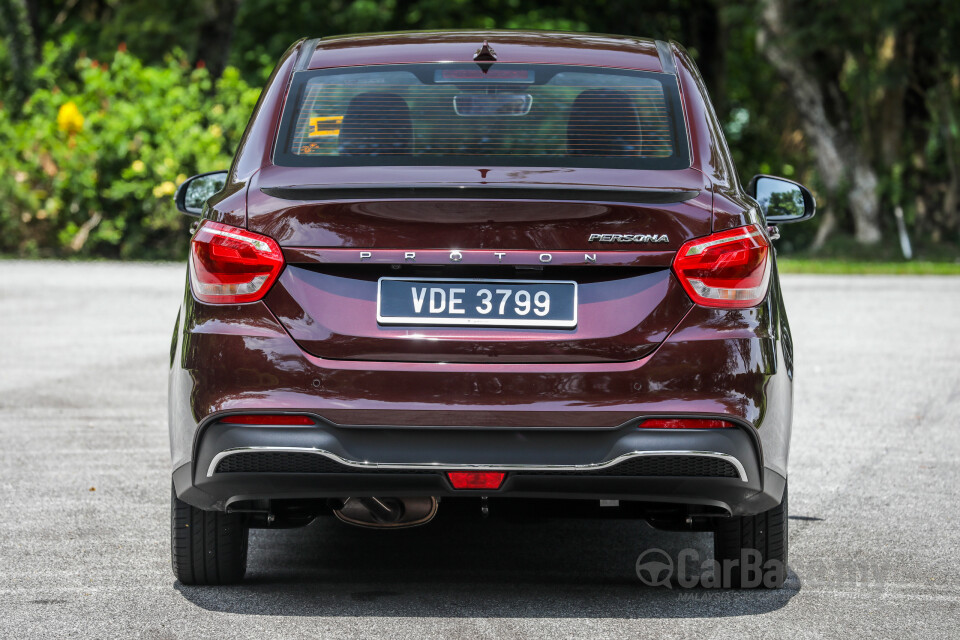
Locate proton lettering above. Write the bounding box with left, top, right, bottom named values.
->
left=356, top=249, right=658, bottom=264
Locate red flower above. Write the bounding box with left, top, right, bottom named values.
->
left=118, top=42, right=127, bottom=53
left=196, top=59, right=206, bottom=69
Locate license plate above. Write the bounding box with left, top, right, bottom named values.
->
left=377, top=278, right=578, bottom=328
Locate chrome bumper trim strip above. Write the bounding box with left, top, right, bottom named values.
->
left=206, top=447, right=748, bottom=482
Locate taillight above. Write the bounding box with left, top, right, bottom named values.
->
left=447, top=471, right=506, bottom=490
left=672, top=224, right=771, bottom=308
left=219, top=414, right=315, bottom=425
left=641, top=418, right=734, bottom=429
left=189, top=220, right=284, bottom=304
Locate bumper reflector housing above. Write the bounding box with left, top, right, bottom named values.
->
left=642, top=418, right=734, bottom=429
left=447, top=471, right=506, bottom=490
left=219, top=414, right=315, bottom=426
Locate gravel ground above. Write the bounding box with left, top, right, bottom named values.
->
left=1, top=261, right=958, bottom=638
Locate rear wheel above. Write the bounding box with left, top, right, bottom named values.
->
left=713, top=482, right=788, bottom=588
left=171, top=484, right=248, bottom=585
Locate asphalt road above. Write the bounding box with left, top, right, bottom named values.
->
left=2, top=261, right=959, bottom=638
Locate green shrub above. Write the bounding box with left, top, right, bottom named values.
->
left=0, top=40, right=260, bottom=259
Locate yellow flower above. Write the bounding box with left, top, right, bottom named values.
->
left=152, top=181, right=177, bottom=198
left=209, top=124, right=223, bottom=138
left=57, top=101, right=85, bottom=135
left=131, top=160, right=146, bottom=173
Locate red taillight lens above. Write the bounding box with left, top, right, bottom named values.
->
left=672, top=224, right=771, bottom=308
left=189, top=221, right=284, bottom=304
left=447, top=471, right=506, bottom=490
left=219, top=414, right=315, bottom=425
left=642, top=418, right=734, bottom=429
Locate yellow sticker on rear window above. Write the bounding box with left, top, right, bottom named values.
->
left=308, top=115, right=343, bottom=138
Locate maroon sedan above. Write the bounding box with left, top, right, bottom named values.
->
left=170, top=31, right=814, bottom=587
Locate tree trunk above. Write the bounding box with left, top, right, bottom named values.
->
left=22, top=0, right=41, bottom=59
left=195, top=0, right=241, bottom=81
left=933, top=84, right=960, bottom=238
left=758, top=0, right=882, bottom=245
left=876, top=31, right=907, bottom=168
left=0, top=0, right=37, bottom=115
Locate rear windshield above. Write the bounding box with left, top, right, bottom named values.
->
left=274, top=63, right=690, bottom=170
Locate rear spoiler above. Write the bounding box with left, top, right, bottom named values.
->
left=261, top=184, right=700, bottom=205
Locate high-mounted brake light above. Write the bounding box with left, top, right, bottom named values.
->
left=672, top=224, right=771, bottom=308
left=189, top=221, right=285, bottom=304
left=447, top=471, right=506, bottom=490
left=641, top=418, right=734, bottom=429
left=219, top=414, right=315, bottom=426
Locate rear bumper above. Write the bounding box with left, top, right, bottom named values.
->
left=173, top=415, right=784, bottom=516
left=168, top=276, right=793, bottom=517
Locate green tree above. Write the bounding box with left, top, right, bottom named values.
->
left=756, top=0, right=960, bottom=248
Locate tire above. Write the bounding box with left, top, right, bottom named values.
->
left=170, top=484, right=249, bottom=585
left=713, top=482, right=788, bottom=589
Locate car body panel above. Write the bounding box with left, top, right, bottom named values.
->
left=264, top=265, right=693, bottom=363
left=246, top=167, right=713, bottom=363
left=169, top=278, right=785, bottom=464
left=247, top=167, right=712, bottom=249
left=304, top=31, right=665, bottom=74
left=170, top=30, right=794, bottom=518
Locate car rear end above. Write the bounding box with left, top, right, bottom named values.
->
left=169, top=34, right=791, bottom=586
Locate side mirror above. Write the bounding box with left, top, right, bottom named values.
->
left=174, top=171, right=228, bottom=217
left=747, top=175, right=816, bottom=224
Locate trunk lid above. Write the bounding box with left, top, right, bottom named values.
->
left=250, top=166, right=710, bottom=363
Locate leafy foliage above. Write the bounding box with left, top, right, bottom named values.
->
left=0, top=39, right=259, bottom=258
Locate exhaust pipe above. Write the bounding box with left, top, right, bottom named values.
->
left=333, top=496, right=438, bottom=529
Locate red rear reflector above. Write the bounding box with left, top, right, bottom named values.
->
left=190, top=220, right=285, bottom=304
left=219, top=415, right=314, bottom=426
left=642, top=418, right=733, bottom=429
left=447, top=471, right=506, bottom=490
left=672, top=223, right=771, bottom=308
